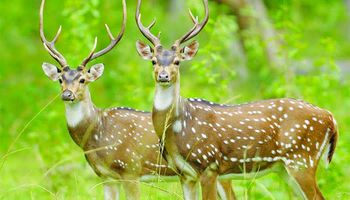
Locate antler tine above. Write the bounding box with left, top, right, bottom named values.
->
left=40, top=0, right=68, bottom=68
left=81, top=0, right=127, bottom=67
left=147, top=19, right=156, bottom=30
left=80, top=37, right=98, bottom=67
left=136, top=0, right=160, bottom=47
left=174, top=18, right=198, bottom=47
left=174, top=0, right=209, bottom=46
left=188, top=9, right=198, bottom=23
left=105, top=24, right=114, bottom=40
left=51, top=25, right=62, bottom=44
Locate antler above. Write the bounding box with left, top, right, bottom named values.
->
left=174, top=0, right=209, bottom=47
left=40, top=0, right=68, bottom=68
left=135, top=0, right=161, bottom=47
left=81, top=0, right=127, bottom=67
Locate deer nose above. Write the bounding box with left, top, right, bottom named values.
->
left=158, top=71, right=169, bottom=82
left=61, top=90, right=75, bottom=101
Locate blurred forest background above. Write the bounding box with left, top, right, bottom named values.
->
left=0, top=0, right=349, bottom=199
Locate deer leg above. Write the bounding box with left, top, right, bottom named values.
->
left=181, top=176, right=199, bottom=200
left=200, top=169, right=219, bottom=200
left=103, top=182, right=121, bottom=200
left=121, top=176, right=140, bottom=200
left=284, top=166, right=325, bottom=200
left=217, top=180, right=236, bottom=200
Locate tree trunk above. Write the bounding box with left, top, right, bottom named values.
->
left=212, top=0, right=284, bottom=69
left=214, top=0, right=253, bottom=49
left=248, top=0, right=283, bottom=68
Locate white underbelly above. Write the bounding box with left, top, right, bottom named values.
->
left=139, top=164, right=280, bottom=182
left=219, top=163, right=283, bottom=180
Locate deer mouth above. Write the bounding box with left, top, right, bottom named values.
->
left=157, top=80, right=171, bottom=86
left=62, top=98, right=77, bottom=104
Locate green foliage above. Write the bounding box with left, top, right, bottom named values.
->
left=0, top=0, right=349, bottom=199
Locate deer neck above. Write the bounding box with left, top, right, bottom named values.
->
left=153, top=78, right=183, bottom=115
left=153, top=79, right=184, bottom=148
left=65, top=88, right=99, bottom=148
left=154, top=80, right=181, bottom=110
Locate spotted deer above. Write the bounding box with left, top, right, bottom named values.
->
left=135, top=0, right=338, bottom=199
left=40, top=0, right=233, bottom=199
left=39, top=0, right=177, bottom=199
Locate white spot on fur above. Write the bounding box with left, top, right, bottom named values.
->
left=173, top=120, right=182, bottom=133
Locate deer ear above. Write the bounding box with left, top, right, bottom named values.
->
left=136, top=40, right=153, bottom=60
left=42, top=62, right=60, bottom=81
left=181, top=41, right=199, bottom=61
left=87, top=63, right=104, bottom=82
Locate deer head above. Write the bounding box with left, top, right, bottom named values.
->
left=40, top=0, right=126, bottom=102
left=135, top=0, right=209, bottom=86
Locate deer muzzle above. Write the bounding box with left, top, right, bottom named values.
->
left=157, top=71, right=170, bottom=83
left=61, top=90, right=75, bottom=101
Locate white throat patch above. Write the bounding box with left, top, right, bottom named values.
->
left=65, top=102, right=91, bottom=127
left=154, top=84, right=175, bottom=110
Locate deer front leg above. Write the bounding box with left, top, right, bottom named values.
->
left=284, top=166, right=325, bottom=200
left=121, top=176, right=140, bottom=200
left=104, top=182, right=121, bottom=200
left=217, top=180, right=236, bottom=200
left=181, top=176, right=199, bottom=200
left=200, top=168, right=219, bottom=200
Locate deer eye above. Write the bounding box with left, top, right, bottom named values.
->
left=79, top=79, right=85, bottom=84
left=152, top=60, right=156, bottom=65
left=58, top=79, right=63, bottom=84
left=174, top=60, right=180, bottom=65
